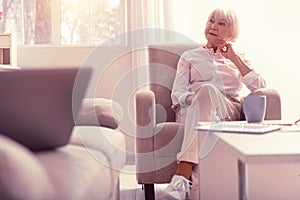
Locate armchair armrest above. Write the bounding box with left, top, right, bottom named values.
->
left=135, top=90, right=156, bottom=128
left=135, top=90, right=157, bottom=178
left=135, top=90, right=156, bottom=149
left=248, top=88, right=281, bottom=120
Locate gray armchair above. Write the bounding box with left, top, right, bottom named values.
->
left=135, top=43, right=281, bottom=200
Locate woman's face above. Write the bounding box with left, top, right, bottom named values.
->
left=205, top=17, right=231, bottom=45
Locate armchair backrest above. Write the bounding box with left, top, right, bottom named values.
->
left=148, top=43, right=199, bottom=123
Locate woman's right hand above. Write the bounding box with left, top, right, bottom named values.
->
left=185, top=94, right=193, bottom=105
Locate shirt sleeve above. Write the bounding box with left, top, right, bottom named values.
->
left=241, top=70, right=266, bottom=91
left=171, top=54, right=195, bottom=106
left=240, top=55, right=266, bottom=92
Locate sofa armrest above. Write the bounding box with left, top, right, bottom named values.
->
left=248, top=88, right=281, bottom=120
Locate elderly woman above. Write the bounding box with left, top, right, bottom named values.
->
left=164, top=8, right=266, bottom=199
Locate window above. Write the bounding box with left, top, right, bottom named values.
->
left=0, top=0, right=126, bottom=45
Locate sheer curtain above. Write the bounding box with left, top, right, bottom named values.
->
left=129, top=0, right=174, bottom=90
left=113, top=0, right=176, bottom=137
left=130, top=0, right=173, bottom=30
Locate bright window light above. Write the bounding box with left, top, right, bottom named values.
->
left=0, top=0, right=125, bottom=45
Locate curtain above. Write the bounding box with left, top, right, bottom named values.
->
left=129, top=0, right=174, bottom=90
left=130, top=0, right=173, bottom=31
left=118, top=0, right=198, bottom=135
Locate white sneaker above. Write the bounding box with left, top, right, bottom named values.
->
left=164, top=175, right=192, bottom=200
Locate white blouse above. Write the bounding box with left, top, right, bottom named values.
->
left=171, top=47, right=266, bottom=106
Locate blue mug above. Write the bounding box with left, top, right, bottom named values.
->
left=243, top=95, right=266, bottom=123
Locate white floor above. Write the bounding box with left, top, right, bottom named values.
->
left=119, top=165, right=169, bottom=200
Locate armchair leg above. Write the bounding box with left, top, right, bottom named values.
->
left=143, top=184, right=155, bottom=200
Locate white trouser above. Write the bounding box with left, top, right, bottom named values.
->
left=177, top=83, right=241, bottom=164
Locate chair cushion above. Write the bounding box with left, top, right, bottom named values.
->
left=0, top=134, right=54, bottom=200
left=76, top=98, right=123, bottom=129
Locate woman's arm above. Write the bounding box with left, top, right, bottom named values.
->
left=218, top=42, right=251, bottom=76
left=232, top=54, right=267, bottom=91
left=218, top=42, right=266, bottom=91
left=171, top=55, right=194, bottom=108
left=230, top=53, right=252, bottom=76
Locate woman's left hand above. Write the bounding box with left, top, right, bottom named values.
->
left=216, top=40, right=237, bottom=60
left=216, top=40, right=252, bottom=76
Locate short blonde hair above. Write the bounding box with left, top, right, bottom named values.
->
left=207, top=8, right=240, bottom=42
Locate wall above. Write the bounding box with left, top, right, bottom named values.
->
left=17, top=46, right=133, bottom=100
left=172, top=0, right=300, bottom=121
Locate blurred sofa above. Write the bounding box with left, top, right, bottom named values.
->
left=0, top=98, right=126, bottom=200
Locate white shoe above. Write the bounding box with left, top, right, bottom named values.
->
left=164, top=175, right=192, bottom=200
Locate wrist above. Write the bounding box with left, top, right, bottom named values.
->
left=231, top=54, right=240, bottom=65
left=232, top=55, right=251, bottom=76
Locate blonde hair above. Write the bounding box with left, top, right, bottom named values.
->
left=207, top=8, right=240, bottom=42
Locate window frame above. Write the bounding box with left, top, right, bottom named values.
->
left=17, top=0, right=130, bottom=67
left=18, top=0, right=128, bottom=47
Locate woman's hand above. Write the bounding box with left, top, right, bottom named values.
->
left=216, top=40, right=252, bottom=76
left=216, top=40, right=237, bottom=61
left=185, top=94, right=193, bottom=105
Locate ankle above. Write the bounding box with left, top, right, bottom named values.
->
left=175, top=161, right=193, bottom=180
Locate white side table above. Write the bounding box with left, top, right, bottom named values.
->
left=197, top=124, right=300, bottom=200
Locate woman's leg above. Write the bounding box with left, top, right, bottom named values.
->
left=175, top=161, right=194, bottom=180
left=165, top=84, right=241, bottom=200
left=176, top=84, right=241, bottom=179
